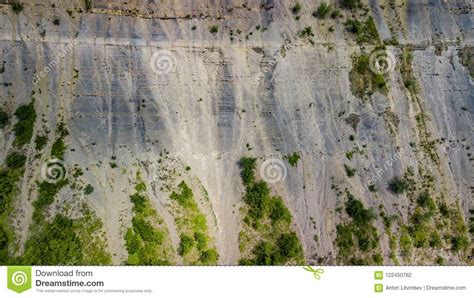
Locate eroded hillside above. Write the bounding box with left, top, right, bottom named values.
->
left=0, top=0, right=472, bottom=265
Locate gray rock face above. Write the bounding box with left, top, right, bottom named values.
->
left=0, top=0, right=472, bottom=265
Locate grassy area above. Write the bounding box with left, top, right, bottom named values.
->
left=349, top=51, right=388, bottom=99
left=125, top=176, right=175, bottom=265
left=237, top=157, right=304, bottom=265
left=13, top=100, right=36, bottom=147
left=346, top=17, right=380, bottom=45
left=170, top=181, right=218, bottom=265
left=335, top=193, right=381, bottom=265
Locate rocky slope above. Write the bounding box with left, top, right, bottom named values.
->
left=0, top=0, right=472, bottom=265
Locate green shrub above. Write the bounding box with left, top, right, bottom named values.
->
left=299, top=27, right=314, bottom=38
left=245, top=181, right=271, bottom=221
left=0, top=108, right=8, bottom=128
left=13, top=101, right=36, bottom=147
left=277, top=232, right=303, bottom=261
left=284, top=152, right=300, bottom=166
left=130, top=193, right=148, bottom=213
left=210, top=25, right=219, bottom=34
left=34, top=135, right=48, bottom=151
left=417, top=192, right=436, bottom=212
left=84, top=184, right=94, bottom=195
left=239, top=157, right=257, bottom=186
left=336, top=224, right=354, bottom=257
left=388, top=176, right=409, bottom=194
left=84, top=0, right=92, bottom=11
left=178, top=234, right=194, bottom=256
left=170, top=181, right=194, bottom=208
left=451, top=235, right=469, bottom=251
left=51, top=138, right=66, bottom=159
left=345, top=195, right=375, bottom=225
left=194, top=232, right=208, bottom=251
left=291, top=2, right=302, bottom=15
left=5, top=151, right=26, bottom=169
left=341, top=0, right=360, bottom=9
left=269, top=197, right=292, bottom=224
left=132, top=217, right=162, bottom=243
left=313, top=3, right=331, bottom=18
left=344, top=164, right=356, bottom=177
left=22, top=214, right=83, bottom=265
left=11, top=2, right=24, bottom=13
left=200, top=249, right=218, bottom=264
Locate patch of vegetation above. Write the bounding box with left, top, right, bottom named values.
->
left=388, top=176, right=409, bottom=194
left=237, top=157, right=304, bottom=265
left=344, top=164, right=356, bottom=177
left=291, top=2, right=302, bottom=15
left=210, top=25, right=219, bottom=34
left=11, top=2, right=24, bottom=13
left=34, top=135, right=48, bottom=151
left=84, top=184, right=94, bottom=195
left=346, top=17, right=380, bottom=45
left=349, top=52, right=388, bottom=99
left=33, top=179, right=69, bottom=222
left=84, top=0, right=92, bottom=11
left=52, top=17, right=60, bottom=26
left=51, top=122, right=68, bottom=159
left=400, top=46, right=418, bottom=95
left=313, top=3, right=331, bottom=19
left=299, top=27, right=314, bottom=38
left=5, top=152, right=26, bottom=169
left=341, top=0, right=361, bottom=10
left=0, top=108, right=8, bottom=128
left=21, top=206, right=112, bottom=265
left=284, top=152, right=300, bottom=167
left=335, top=193, right=381, bottom=264
left=13, top=100, right=36, bottom=147
left=169, top=181, right=218, bottom=265
left=458, top=46, right=473, bottom=77
left=125, top=176, right=175, bottom=265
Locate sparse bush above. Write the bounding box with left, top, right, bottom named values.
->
left=388, top=176, right=409, bottom=194
left=291, top=2, right=302, bottom=15
left=210, top=25, right=219, bottom=34
left=13, top=100, right=36, bottom=147
left=299, top=27, right=314, bottom=38
left=5, top=151, right=26, bottom=169
left=52, top=17, right=61, bottom=26
left=11, top=2, right=24, bottom=13
left=313, top=3, right=331, bottom=19
left=284, top=152, right=300, bottom=167
left=0, top=108, right=8, bottom=128
left=344, top=164, right=356, bottom=177
left=84, top=184, right=94, bottom=195
left=239, top=157, right=257, bottom=186
left=200, top=249, right=218, bottom=264
left=34, top=135, right=48, bottom=151
left=341, top=0, right=360, bottom=9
